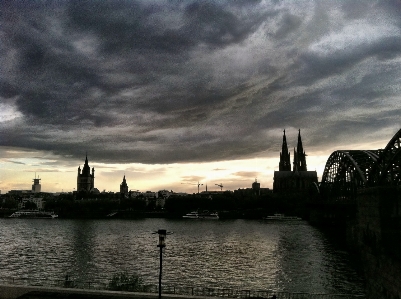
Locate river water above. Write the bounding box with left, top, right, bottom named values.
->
left=0, top=218, right=365, bottom=295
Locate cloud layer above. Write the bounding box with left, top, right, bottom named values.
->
left=2, top=0, right=401, bottom=165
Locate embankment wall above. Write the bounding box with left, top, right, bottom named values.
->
left=348, top=187, right=401, bottom=299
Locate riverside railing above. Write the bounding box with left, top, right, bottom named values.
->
left=0, top=277, right=366, bottom=299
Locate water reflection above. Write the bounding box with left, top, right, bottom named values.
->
left=0, top=218, right=364, bottom=294
left=70, top=220, right=96, bottom=282
left=274, top=223, right=326, bottom=292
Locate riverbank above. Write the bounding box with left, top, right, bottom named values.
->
left=0, top=284, right=365, bottom=299
left=0, top=208, right=303, bottom=220
left=0, top=209, right=286, bottom=220
left=0, top=284, right=194, bottom=299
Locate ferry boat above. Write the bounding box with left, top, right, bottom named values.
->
left=183, top=210, right=219, bottom=220
left=9, top=210, right=58, bottom=219
left=263, top=213, right=302, bottom=221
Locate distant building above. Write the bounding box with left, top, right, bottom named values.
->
left=260, top=188, right=272, bottom=195
left=8, top=190, right=30, bottom=196
left=252, top=179, right=260, bottom=195
left=120, top=175, right=129, bottom=197
left=156, top=190, right=173, bottom=208
left=158, top=190, right=173, bottom=199
left=172, top=192, right=188, bottom=197
left=156, top=197, right=166, bottom=208
left=18, top=197, right=44, bottom=210
left=234, top=180, right=263, bottom=196
left=32, top=175, right=41, bottom=193
left=273, top=130, right=318, bottom=193
left=129, top=190, right=141, bottom=198
left=77, top=155, right=95, bottom=192
left=143, top=191, right=158, bottom=199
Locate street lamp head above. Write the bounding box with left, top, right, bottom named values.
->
left=153, top=229, right=172, bottom=248
left=157, top=229, right=166, bottom=248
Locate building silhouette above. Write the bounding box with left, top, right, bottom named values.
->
left=32, top=174, right=41, bottom=193
left=273, top=130, right=318, bottom=193
left=77, top=155, right=95, bottom=192
left=252, top=179, right=260, bottom=195
left=120, top=175, right=129, bottom=196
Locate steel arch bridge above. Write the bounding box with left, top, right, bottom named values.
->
left=320, top=150, right=381, bottom=200
left=320, top=128, right=401, bottom=200
left=369, top=128, right=401, bottom=186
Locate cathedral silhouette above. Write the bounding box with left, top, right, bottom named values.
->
left=273, top=130, right=318, bottom=193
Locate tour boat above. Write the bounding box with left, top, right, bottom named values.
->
left=183, top=210, right=219, bottom=219
left=263, top=213, right=302, bottom=221
left=9, top=210, right=58, bottom=219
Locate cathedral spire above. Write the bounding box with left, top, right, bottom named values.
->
left=279, top=129, right=291, bottom=171
left=294, top=129, right=307, bottom=171
left=297, top=129, right=304, bottom=154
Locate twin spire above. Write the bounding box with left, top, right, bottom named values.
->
left=279, top=129, right=307, bottom=171
left=279, top=129, right=291, bottom=171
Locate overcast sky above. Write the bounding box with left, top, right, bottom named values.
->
left=1, top=0, right=401, bottom=193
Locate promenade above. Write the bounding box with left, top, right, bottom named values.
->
left=0, top=284, right=365, bottom=299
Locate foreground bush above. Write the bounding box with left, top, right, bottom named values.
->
left=108, top=272, right=150, bottom=292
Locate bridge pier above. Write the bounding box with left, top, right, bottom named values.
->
left=307, top=186, right=401, bottom=298
left=348, top=187, right=401, bottom=299
left=308, top=201, right=356, bottom=227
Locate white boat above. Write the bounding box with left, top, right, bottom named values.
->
left=263, top=213, right=301, bottom=221
left=183, top=210, right=219, bottom=220
left=183, top=211, right=199, bottom=219
left=9, top=210, right=58, bottom=219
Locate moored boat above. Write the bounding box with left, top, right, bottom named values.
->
left=9, top=210, right=58, bottom=219
left=183, top=211, right=199, bottom=219
left=263, top=213, right=301, bottom=221
left=183, top=210, right=219, bottom=219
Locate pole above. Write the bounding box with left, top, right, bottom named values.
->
left=159, top=245, right=163, bottom=299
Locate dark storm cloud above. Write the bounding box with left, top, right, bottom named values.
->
left=1, top=0, right=401, bottom=164
left=67, top=0, right=267, bottom=53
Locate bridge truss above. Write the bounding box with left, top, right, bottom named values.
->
left=369, top=128, right=401, bottom=186
left=321, top=150, right=380, bottom=200
left=320, top=128, right=401, bottom=200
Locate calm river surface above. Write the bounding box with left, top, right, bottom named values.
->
left=0, top=218, right=365, bottom=294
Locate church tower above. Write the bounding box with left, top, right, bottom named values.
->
left=279, top=130, right=291, bottom=171
left=120, top=175, right=129, bottom=196
left=293, top=129, right=307, bottom=171
left=77, top=154, right=95, bottom=192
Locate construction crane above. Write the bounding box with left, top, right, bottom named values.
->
left=197, top=181, right=203, bottom=194
left=181, top=181, right=203, bottom=194
left=215, top=183, right=223, bottom=191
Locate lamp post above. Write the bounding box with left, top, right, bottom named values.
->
left=154, top=229, right=172, bottom=299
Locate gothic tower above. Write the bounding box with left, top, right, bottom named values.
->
left=293, top=129, right=307, bottom=171
left=77, top=154, right=95, bottom=192
left=274, top=129, right=317, bottom=193
left=120, top=175, right=129, bottom=195
left=279, top=130, right=291, bottom=171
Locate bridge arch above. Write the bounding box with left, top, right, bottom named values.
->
left=369, top=128, right=401, bottom=186
left=321, top=150, right=380, bottom=200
